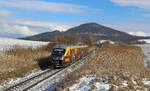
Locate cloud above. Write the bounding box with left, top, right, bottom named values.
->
left=0, top=23, right=38, bottom=37
left=141, top=14, right=150, bottom=17
left=0, top=17, right=79, bottom=38
left=110, top=0, right=150, bottom=10
left=128, top=31, right=150, bottom=36
left=0, top=0, right=100, bottom=14
left=0, top=10, right=12, bottom=17
left=13, top=25, right=38, bottom=36
left=1, top=17, right=150, bottom=38
left=0, top=18, right=77, bottom=31
left=0, top=0, right=100, bottom=38
left=103, top=22, right=150, bottom=36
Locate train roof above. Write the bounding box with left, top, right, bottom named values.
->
left=53, top=44, right=87, bottom=49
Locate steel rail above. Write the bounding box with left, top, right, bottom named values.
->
left=3, top=50, right=94, bottom=91
left=4, top=69, right=54, bottom=91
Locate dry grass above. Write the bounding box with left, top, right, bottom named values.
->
left=0, top=46, right=50, bottom=83
left=58, top=43, right=150, bottom=90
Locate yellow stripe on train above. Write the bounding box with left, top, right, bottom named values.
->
left=50, top=44, right=94, bottom=66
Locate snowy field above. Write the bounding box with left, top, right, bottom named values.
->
left=138, top=44, right=150, bottom=69
left=68, top=76, right=150, bottom=91
left=138, top=39, right=150, bottom=44
left=0, top=37, right=49, bottom=52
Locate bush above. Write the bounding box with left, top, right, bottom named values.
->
left=47, top=35, right=97, bottom=47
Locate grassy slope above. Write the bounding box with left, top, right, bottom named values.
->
left=0, top=47, right=50, bottom=84
left=58, top=43, right=150, bottom=90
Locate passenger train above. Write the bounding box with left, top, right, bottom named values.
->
left=50, top=44, right=91, bottom=67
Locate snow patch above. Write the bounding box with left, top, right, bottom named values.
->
left=95, top=82, right=111, bottom=91
left=69, top=76, right=115, bottom=91
left=137, top=44, right=150, bottom=69
left=143, top=78, right=150, bottom=86
left=97, top=40, right=115, bottom=44
left=7, top=78, right=22, bottom=85
left=69, top=76, right=113, bottom=91
left=121, top=80, right=128, bottom=87
left=0, top=37, right=49, bottom=52
left=69, top=77, right=96, bottom=91
left=0, top=69, right=43, bottom=90
left=138, top=39, right=150, bottom=43
left=68, top=76, right=150, bottom=91
left=0, top=85, right=2, bottom=90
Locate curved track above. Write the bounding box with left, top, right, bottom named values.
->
left=3, top=69, right=62, bottom=91
left=3, top=50, right=94, bottom=91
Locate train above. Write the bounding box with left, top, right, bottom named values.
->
left=50, top=44, right=93, bottom=67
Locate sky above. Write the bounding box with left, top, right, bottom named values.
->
left=0, top=0, right=150, bottom=38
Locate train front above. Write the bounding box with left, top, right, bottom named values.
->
left=50, top=46, right=66, bottom=67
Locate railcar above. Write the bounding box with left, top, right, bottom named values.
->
left=50, top=44, right=89, bottom=67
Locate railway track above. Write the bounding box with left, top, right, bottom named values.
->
left=3, top=50, right=94, bottom=91
left=3, top=69, right=62, bottom=91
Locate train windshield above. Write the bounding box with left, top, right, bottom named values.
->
left=52, top=48, right=66, bottom=56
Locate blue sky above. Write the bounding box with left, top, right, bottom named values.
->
left=0, top=0, right=150, bottom=38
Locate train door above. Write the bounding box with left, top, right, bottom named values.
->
left=70, top=48, right=76, bottom=61
left=64, top=48, right=70, bottom=62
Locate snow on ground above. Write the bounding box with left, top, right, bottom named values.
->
left=137, top=44, right=150, bottom=69
left=68, top=76, right=114, bottom=91
left=138, top=39, right=150, bottom=44
left=68, top=76, right=150, bottom=91
left=97, top=40, right=115, bottom=44
left=68, top=76, right=113, bottom=91
left=143, top=78, right=150, bottom=86
left=0, top=69, right=47, bottom=90
left=0, top=85, right=2, bottom=90
left=6, top=70, right=42, bottom=85
left=95, top=82, right=111, bottom=91
left=0, top=37, right=49, bottom=52
left=69, top=77, right=96, bottom=91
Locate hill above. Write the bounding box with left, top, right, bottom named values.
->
left=20, top=23, right=150, bottom=43
left=20, top=30, right=62, bottom=41
left=67, top=23, right=130, bottom=37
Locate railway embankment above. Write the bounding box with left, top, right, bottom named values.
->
left=57, top=43, right=150, bottom=91
left=1, top=49, right=95, bottom=91
left=29, top=50, right=94, bottom=91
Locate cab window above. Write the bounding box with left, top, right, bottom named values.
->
left=52, top=48, right=66, bottom=56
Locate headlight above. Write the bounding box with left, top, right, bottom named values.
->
left=61, top=56, right=64, bottom=60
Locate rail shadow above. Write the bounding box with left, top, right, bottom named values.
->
left=36, top=56, right=53, bottom=70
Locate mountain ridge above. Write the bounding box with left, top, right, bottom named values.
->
left=20, top=23, right=150, bottom=43
left=66, top=23, right=132, bottom=37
